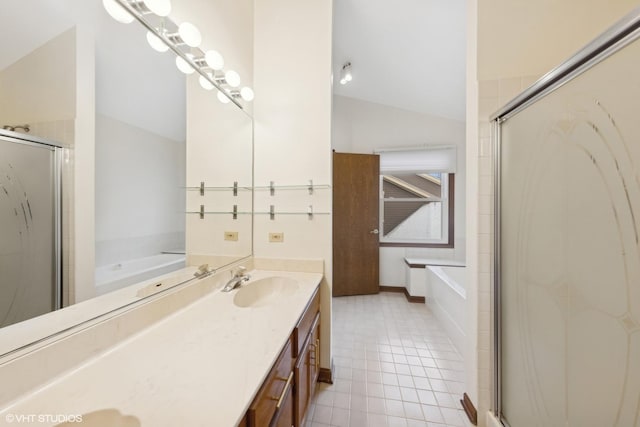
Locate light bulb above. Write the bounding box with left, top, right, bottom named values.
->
left=143, top=0, right=171, bottom=16
left=240, top=87, right=254, bottom=101
left=199, top=75, right=214, bottom=91
left=146, top=31, right=169, bottom=52
left=205, top=50, right=224, bottom=71
left=178, top=22, right=202, bottom=48
left=102, top=0, right=134, bottom=23
left=217, top=90, right=231, bottom=104
left=175, top=55, right=195, bottom=74
left=225, top=70, right=241, bottom=87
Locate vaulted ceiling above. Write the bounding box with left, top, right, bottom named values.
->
left=332, top=0, right=467, bottom=121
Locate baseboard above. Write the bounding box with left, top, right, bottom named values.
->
left=318, top=361, right=334, bottom=384
left=460, top=393, right=478, bottom=425
left=404, top=289, right=425, bottom=303
left=379, top=285, right=404, bottom=293
left=486, top=410, right=503, bottom=427
left=379, top=286, right=425, bottom=304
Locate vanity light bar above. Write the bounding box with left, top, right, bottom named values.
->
left=105, top=0, right=253, bottom=107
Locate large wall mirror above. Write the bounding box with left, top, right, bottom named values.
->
left=0, top=0, right=253, bottom=356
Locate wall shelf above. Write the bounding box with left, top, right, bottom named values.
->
left=186, top=204, right=251, bottom=219
left=186, top=181, right=252, bottom=196
left=256, top=204, right=330, bottom=220
left=254, top=180, right=331, bottom=195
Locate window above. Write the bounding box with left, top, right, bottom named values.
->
left=378, top=147, right=456, bottom=247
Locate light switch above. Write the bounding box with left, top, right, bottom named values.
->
left=269, top=232, right=284, bottom=242
left=224, top=231, right=238, bottom=241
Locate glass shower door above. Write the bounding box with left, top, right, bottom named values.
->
left=0, top=135, right=60, bottom=328
left=495, top=12, right=640, bottom=427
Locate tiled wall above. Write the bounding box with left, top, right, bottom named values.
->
left=475, top=76, right=538, bottom=423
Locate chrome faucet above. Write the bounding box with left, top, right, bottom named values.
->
left=221, top=266, right=250, bottom=292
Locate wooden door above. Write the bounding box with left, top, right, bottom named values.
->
left=333, top=152, right=380, bottom=296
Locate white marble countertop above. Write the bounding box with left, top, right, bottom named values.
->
left=0, top=269, right=322, bottom=427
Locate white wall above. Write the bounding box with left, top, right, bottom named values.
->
left=184, top=78, right=253, bottom=264
left=464, top=0, right=480, bottom=416
left=478, top=0, right=639, bottom=81
left=0, top=29, right=76, bottom=125
left=171, top=0, right=254, bottom=116
left=254, top=0, right=333, bottom=369
left=171, top=0, right=254, bottom=271
left=72, top=22, right=95, bottom=303
left=332, top=95, right=466, bottom=287
left=95, top=114, right=185, bottom=267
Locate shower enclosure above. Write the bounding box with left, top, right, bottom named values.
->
left=0, top=131, right=61, bottom=328
left=493, top=8, right=640, bottom=427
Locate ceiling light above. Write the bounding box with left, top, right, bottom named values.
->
left=240, top=87, right=254, bottom=101
left=217, top=90, right=231, bottom=104
left=178, top=22, right=202, bottom=48
left=146, top=31, right=169, bottom=52
left=225, top=70, right=241, bottom=87
left=339, top=62, right=352, bottom=85
left=103, top=0, right=134, bottom=23
left=143, top=0, right=171, bottom=16
left=205, top=50, right=224, bottom=70
left=199, top=74, right=214, bottom=91
left=175, top=55, right=195, bottom=74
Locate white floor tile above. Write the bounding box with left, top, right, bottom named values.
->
left=331, top=407, right=351, bottom=427
left=310, top=294, right=468, bottom=427
left=313, top=404, right=333, bottom=424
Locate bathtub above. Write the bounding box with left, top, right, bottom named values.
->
left=426, top=265, right=466, bottom=358
left=95, top=253, right=186, bottom=296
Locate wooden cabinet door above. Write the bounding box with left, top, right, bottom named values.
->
left=272, top=381, right=294, bottom=427
left=309, top=317, right=320, bottom=390
left=248, top=340, right=293, bottom=427
left=294, top=337, right=310, bottom=427
left=294, top=314, right=320, bottom=427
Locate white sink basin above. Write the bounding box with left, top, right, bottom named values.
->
left=233, top=276, right=299, bottom=307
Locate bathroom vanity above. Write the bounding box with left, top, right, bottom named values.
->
left=242, top=286, right=320, bottom=427
left=0, top=266, right=324, bottom=427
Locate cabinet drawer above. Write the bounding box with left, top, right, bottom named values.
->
left=294, top=287, right=320, bottom=358
left=247, top=338, right=293, bottom=427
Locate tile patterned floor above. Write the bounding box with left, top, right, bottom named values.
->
left=306, top=292, right=473, bottom=427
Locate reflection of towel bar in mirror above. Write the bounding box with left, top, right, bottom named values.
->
left=185, top=181, right=251, bottom=194
left=186, top=205, right=251, bottom=219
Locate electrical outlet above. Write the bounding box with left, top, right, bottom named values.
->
left=224, top=231, right=238, bottom=241
left=269, top=232, right=284, bottom=242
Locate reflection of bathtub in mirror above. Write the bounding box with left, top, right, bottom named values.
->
left=95, top=253, right=186, bottom=296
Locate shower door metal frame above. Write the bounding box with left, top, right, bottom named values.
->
left=0, top=129, right=63, bottom=311
left=490, top=7, right=640, bottom=426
